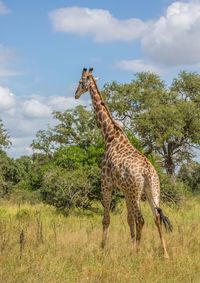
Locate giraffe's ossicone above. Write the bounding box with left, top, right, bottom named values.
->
left=75, top=68, right=172, bottom=259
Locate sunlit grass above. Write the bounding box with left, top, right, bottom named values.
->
left=0, top=197, right=200, bottom=283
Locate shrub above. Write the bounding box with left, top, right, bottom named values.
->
left=41, top=167, right=92, bottom=212
left=0, top=177, right=12, bottom=198
left=159, top=173, right=187, bottom=204
left=178, top=161, right=200, bottom=193
left=11, top=180, right=42, bottom=204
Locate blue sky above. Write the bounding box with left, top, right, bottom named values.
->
left=0, top=0, right=200, bottom=157
left=0, top=0, right=174, bottom=94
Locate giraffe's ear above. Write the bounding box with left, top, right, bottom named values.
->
left=82, top=68, right=87, bottom=76
left=88, top=68, right=94, bottom=75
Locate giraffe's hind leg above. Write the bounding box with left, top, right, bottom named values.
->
left=154, top=213, right=169, bottom=259
left=125, top=196, right=136, bottom=248
left=101, top=184, right=113, bottom=248
left=147, top=197, right=170, bottom=259
left=129, top=199, right=144, bottom=252
left=144, top=179, right=170, bottom=259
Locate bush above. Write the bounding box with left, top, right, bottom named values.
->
left=178, top=161, right=200, bottom=193
left=28, top=162, right=55, bottom=191
left=41, top=167, right=92, bottom=212
left=0, top=177, right=12, bottom=198
left=159, top=173, right=187, bottom=204
left=10, top=180, right=42, bottom=204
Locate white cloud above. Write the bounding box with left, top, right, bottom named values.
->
left=49, top=7, right=147, bottom=42
left=22, top=99, right=52, bottom=118
left=6, top=117, right=44, bottom=137
left=48, top=96, right=83, bottom=111
left=0, top=85, right=87, bottom=158
left=0, top=1, right=10, bottom=15
left=142, top=1, right=200, bottom=66
left=49, top=2, right=200, bottom=68
left=116, top=59, right=162, bottom=73
left=0, top=86, right=15, bottom=110
left=7, top=137, right=33, bottom=158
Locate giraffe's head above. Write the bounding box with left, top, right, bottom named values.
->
left=75, top=68, right=93, bottom=99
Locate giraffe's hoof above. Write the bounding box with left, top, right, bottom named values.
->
left=135, top=242, right=140, bottom=253
left=163, top=253, right=170, bottom=260
left=136, top=247, right=140, bottom=254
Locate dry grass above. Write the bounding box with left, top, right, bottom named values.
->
left=0, top=197, right=200, bottom=283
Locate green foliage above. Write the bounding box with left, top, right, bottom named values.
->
left=54, top=146, right=86, bottom=170
left=159, top=173, right=186, bottom=204
left=28, top=161, right=55, bottom=192
left=0, top=151, right=21, bottom=197
left=171, top=71, right=200, bottom=104
left=52, top=105, right=101, bottom=149
left=0, top=177, right=12, bottom=198
left=11, top=181, right=41, bottom=205
left=178, top=161, right=200, bottom=192
left=84, top=142, right=105, bottom=166
left=31, top=129, right=55, bottom=157
left=41, top=167, right=92, bottom=211
left=83, top=164, right=101, bottom=203
left=0, top=118, right=11, bottom=150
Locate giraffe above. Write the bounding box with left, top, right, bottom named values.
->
left=75, top=68, right=172, bottom=259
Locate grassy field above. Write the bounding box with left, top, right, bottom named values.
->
left=0, top=197, right=200, bottom=283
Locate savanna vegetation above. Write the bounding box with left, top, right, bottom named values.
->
left=0, top=71, right=200, bottom=282
left=1, top=198, right=200, bottom=283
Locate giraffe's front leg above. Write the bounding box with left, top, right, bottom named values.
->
left=101, top=183, right=113, bottom=249
left=135, top=214, right=145, bottom=252
left=127, top=209, right=137, bottom=250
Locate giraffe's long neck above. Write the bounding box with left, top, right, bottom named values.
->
left=89, top=77, right=126, bottom=146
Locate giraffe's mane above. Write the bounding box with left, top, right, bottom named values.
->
left=91, top=76, right=128, bottom=138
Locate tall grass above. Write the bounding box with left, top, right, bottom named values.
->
left=0, top=197, right=200, bottom=283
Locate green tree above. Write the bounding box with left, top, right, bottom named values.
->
left=54, top=145, right=86, bottom=170
left=52, top=105, right=102, bottom=149
left=0, top=118, right=11, bottom=149
left=0, top=151, right=23, bottom=197
left=15, top=156, right=33, bottom=179
left=31, top=128, right=55, bottom=158
left=0, top=151, right=21, bottom=184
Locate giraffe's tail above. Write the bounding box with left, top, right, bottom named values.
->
left=156, top=207, right=173, bottom=233
left=143, top=176, right=173, bottom=233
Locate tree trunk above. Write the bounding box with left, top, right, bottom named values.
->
left=164, top=154, right=175, bottom=176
